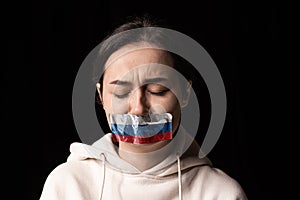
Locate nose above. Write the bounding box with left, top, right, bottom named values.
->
left=128, top=87, right=149, bottom=116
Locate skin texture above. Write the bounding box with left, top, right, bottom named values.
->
left=97, top=45, right=190, bottom=153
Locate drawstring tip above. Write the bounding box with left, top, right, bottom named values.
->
left=177, top=153, right=182, bottom=200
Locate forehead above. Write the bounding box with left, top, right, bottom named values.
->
left=103, top=45, right=175, bottom=83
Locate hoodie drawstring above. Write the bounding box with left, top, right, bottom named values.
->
left=99, top=153, right=106, bottom=200
left=98, top=152, right=182, bottom=200
left=177, top=153, right=182, bottom=200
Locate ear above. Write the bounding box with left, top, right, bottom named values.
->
left=96, top=83, right=104, bottom=105
left=181, top=80, right=192, bottom=108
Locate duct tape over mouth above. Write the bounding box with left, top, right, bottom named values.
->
left=110, top=113, right=173, bottom=144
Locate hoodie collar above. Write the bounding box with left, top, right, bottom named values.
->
left=67, top=126, right=211, bottom=175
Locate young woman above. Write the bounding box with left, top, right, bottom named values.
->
left=40, top=15, right=247, bottom=200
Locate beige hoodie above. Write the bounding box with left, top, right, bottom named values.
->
left=40, top=127, right=247, bottom=200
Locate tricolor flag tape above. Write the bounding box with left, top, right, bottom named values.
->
left=109, top=113, right=173, bottom=144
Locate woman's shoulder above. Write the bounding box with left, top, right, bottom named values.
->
left=47, top=158, right=102, bottom=181
left=40, top=159, right=102, bottom=199
left=190, top=164, right=248, bottom=199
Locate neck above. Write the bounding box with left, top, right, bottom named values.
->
left=118, top=140, right=172, bottom=171
left=119, top=140, right=170, bottom=153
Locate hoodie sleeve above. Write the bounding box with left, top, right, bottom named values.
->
left=209, top=168, right=248, bottom=200
left=40, top=162, right=94, bottom=200
left=221, top=179, right=248, bottom=200
left=39, top=158, right=103, bottom=200
left=39, top=163, right=79, bottom=200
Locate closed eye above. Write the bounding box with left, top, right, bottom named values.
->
left=148, top=89, right=169, bottom=96
left=114, top=92, right=130, bottom=99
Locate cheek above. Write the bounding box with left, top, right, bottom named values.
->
left=160, top=98, right=179, bottom=112
left=102, top=91, right=129, bottom=114
left=157, top=92, right=180, bottom=110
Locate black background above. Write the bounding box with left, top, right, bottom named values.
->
left=4, top=0, right=299, bottom=199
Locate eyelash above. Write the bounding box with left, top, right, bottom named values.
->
left=114, top=93, right=130, bottom=99
left=114, top=89, right=169, bottom=99
left=147, top=89, right=169, bottom=96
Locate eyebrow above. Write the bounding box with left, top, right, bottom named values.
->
left=109, top=77, right=168, bottom=85
left=109, top=80, right=132, bottom=86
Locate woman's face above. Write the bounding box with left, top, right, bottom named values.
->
left=98, top=46, right=187, bottom=149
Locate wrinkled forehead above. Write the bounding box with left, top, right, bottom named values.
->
left=103, top=44, right=178, bottom=86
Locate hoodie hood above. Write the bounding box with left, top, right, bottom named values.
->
left=67, top=126, right=211, bottom=176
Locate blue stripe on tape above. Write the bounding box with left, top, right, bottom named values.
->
left=111, top=122, right=172, bottom=137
